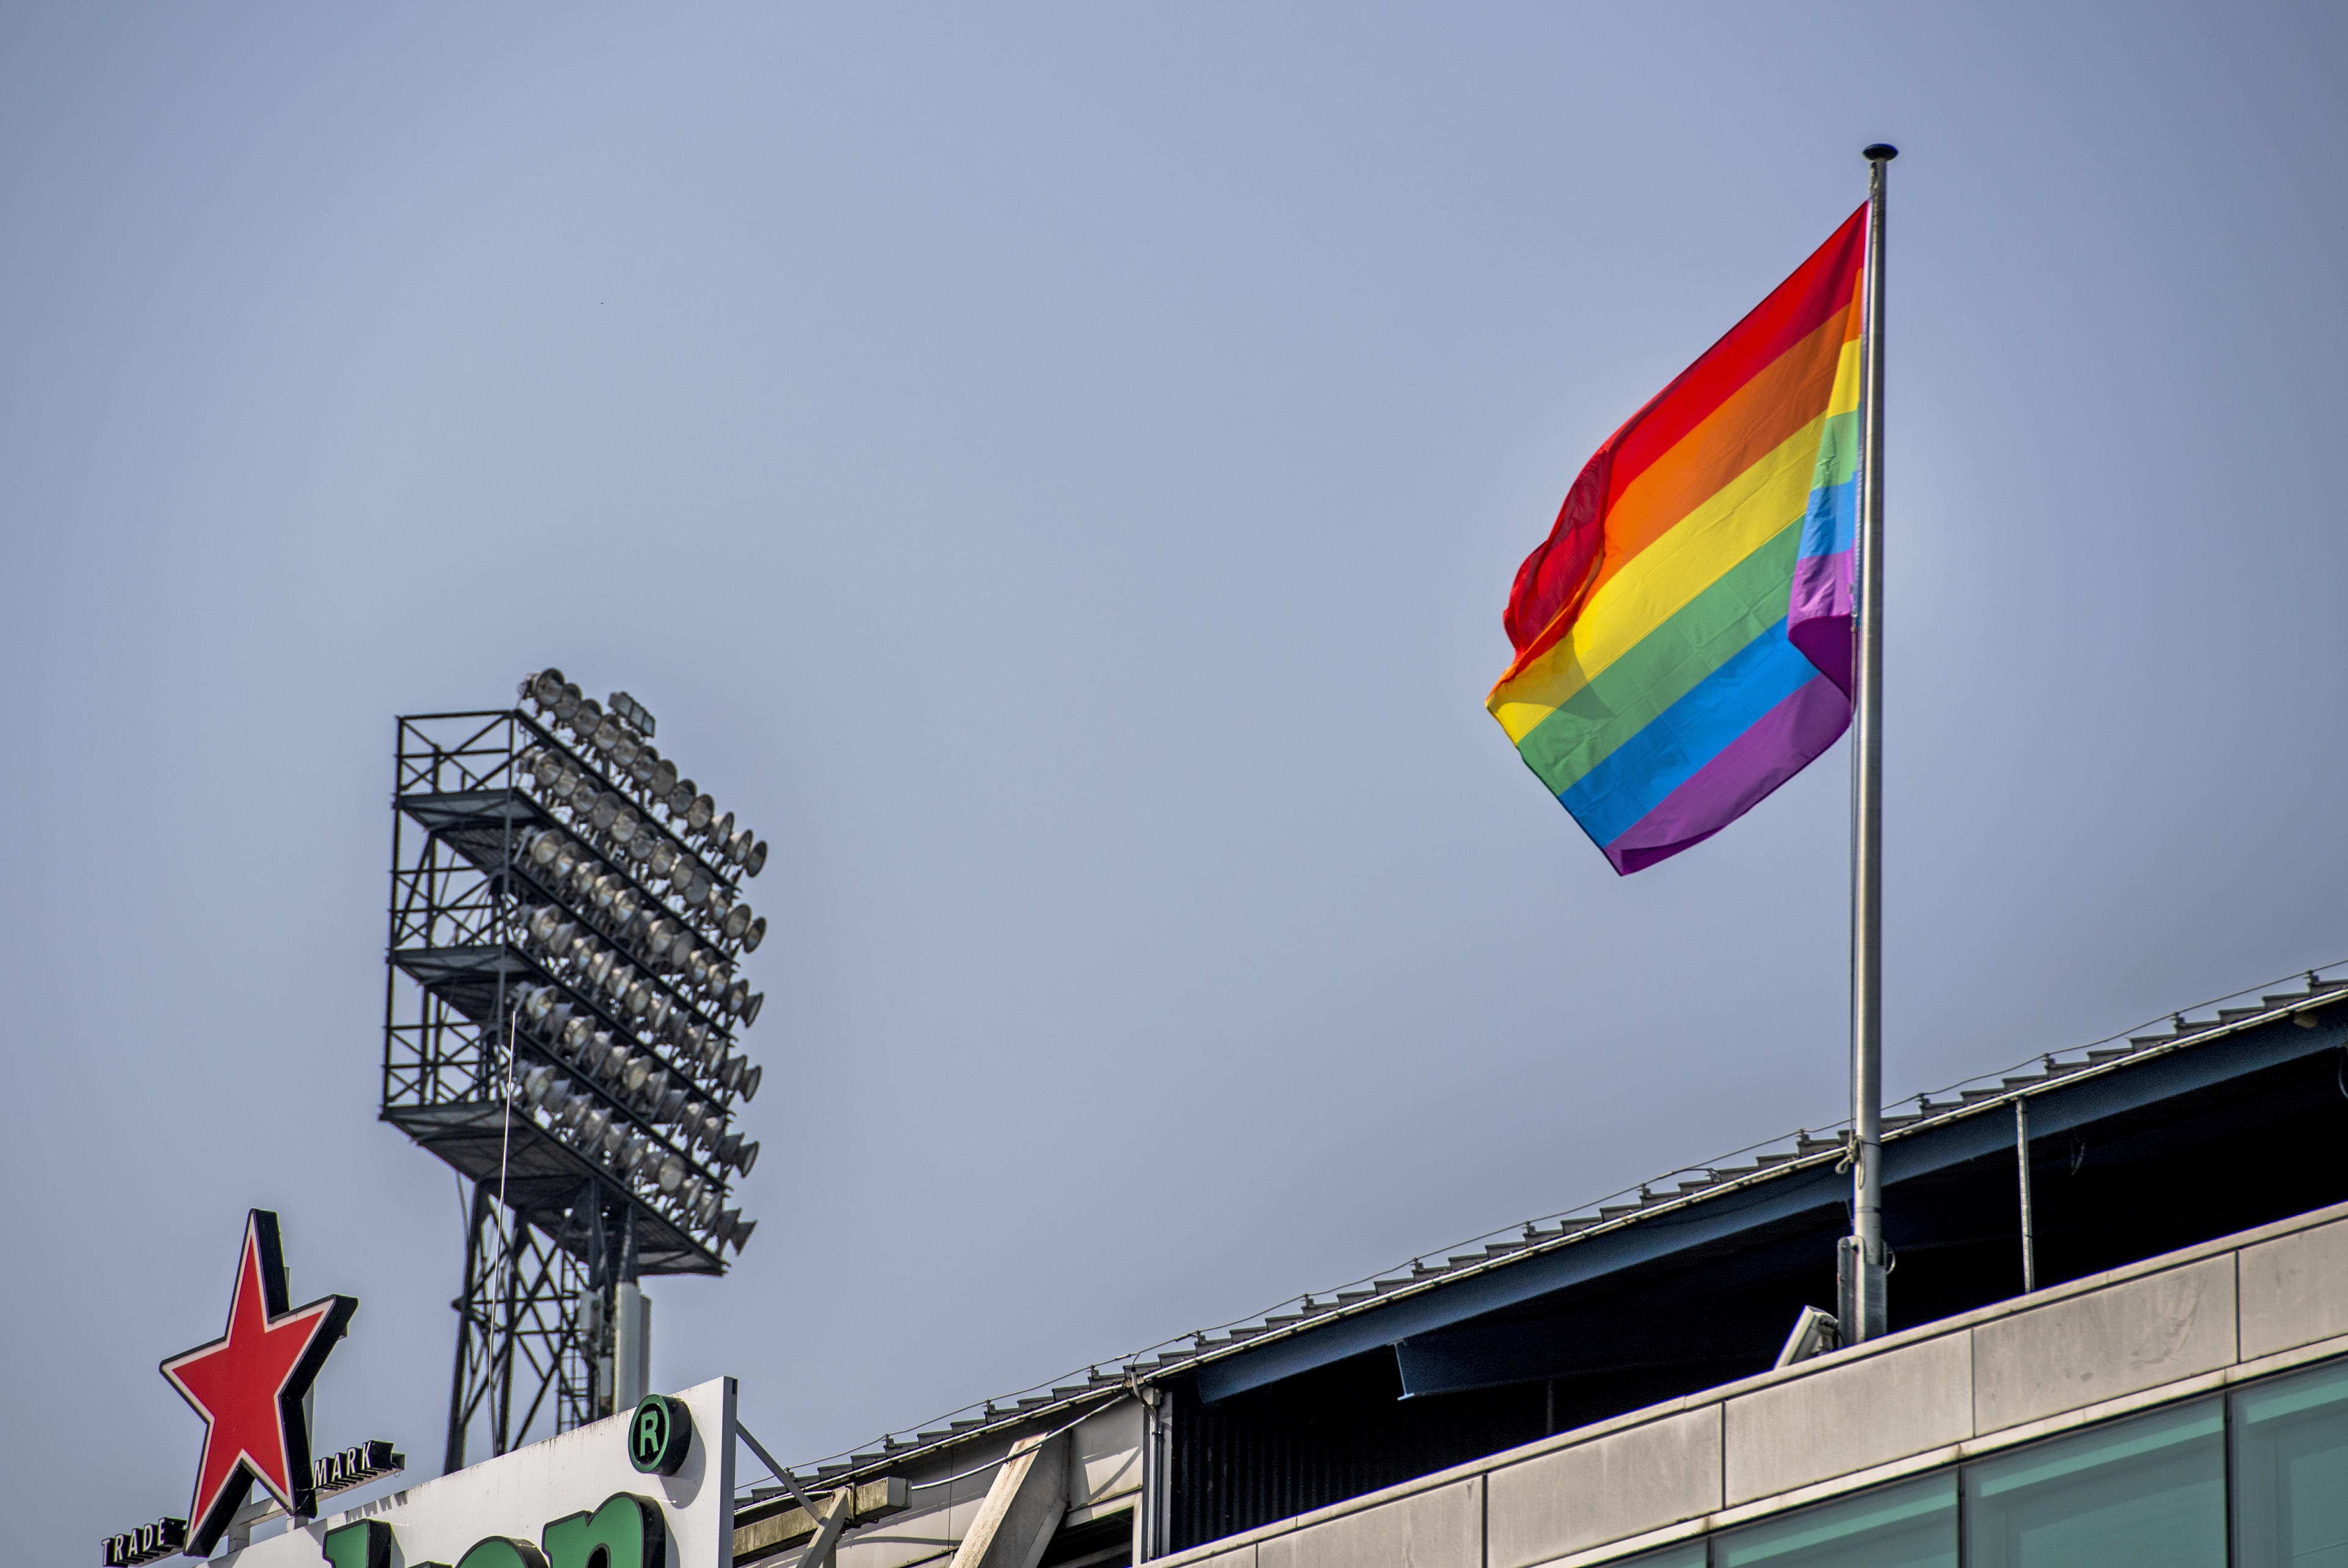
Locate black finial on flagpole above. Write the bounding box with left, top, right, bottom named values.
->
left=1863, top=143, right=1900, bottom=162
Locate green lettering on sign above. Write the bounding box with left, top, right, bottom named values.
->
left=624, top=1395, right=693, bottom=1476
left=455, top=1537, right=548, bottom=1568
left=322, top=1520, right=391, bottom=1568
left=542, top=1493, right=668, bottom=1568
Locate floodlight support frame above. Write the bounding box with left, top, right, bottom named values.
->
left=385, top=708, right=754, bottom=1468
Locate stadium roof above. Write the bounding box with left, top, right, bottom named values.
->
left=772, top=965, right=2348, bottom=1492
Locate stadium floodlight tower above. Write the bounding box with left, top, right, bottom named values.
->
left=381, top=670, right=770, bottom=1472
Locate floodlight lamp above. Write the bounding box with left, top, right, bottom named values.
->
left=724, top=977, right=750, bottom=1017
left=542, top=1001, right=575, bottom=1039
left=728, top=1217, right=756, bottom=1253
left=712, top=1129, right=740, bottom=1166
left=733, top=1139, right=760, bottom=1177
left=584, top=948, right=616, bottom=990
left=649, top=757, right=678, bottom=797
left=594, top=715, right=622, bottom=754
left=629, top=745, right=659, bottom=789
left=528, top=831, right=563, bottom=869
left=718, top=1052, right=747, bottom=1093
left=725, top=828, right=753, bottom=867
left=742, top=916, right=767, bottom=954
left=573, top=696, right=603, bottom=735
left=519, top=1064, right=558, bottom=1103
left=522, top=986, right=558, bottom=1026
left=666, top=778, right=696, bottom=818
left=740, top=1062, right=764, bottom=1100
left=610, top=885, right=641, bottom=926
left=560, top=1014, right=595, bottom=1055
left=741, top=991, right=765, bottom=1026
left=589, top=793, right=621, bottom=833
left=684, top=869, right=713, bottom=908
left=686, top=793, right=715, bottom=833
left=599, top=1121, right=627, bottom=1160
left=745, top=839, right=768, bottom=877
left=722, top=902, right=753, bottom=941
left=610, top=805, right=640, bottom=846
left=643, top=915, right=677, bottom=959
left=640, top=1066, right=672, bottom=1105
left=555, top=682, right=584, bottom=721
left=530, top=669, right=567, bottom=706
left=622, top=1053, right=655, bottom=1094
left=552, top=839, right=583, bottom=878
left=690, top=1187, right=722, bottom=1228
left=657, top=1155, right=685, bottom=1193
left=709, top=809, right=734, bottom=850
left=612, top=732, right=640, bottom=770
left=657, top=1087, right=689, bottom=1125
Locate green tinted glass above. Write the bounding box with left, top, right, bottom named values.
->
left=1964, top=1399, right=2222, bottom=1568
left=1610, top=1545, right=1705, bottom=1568
left=2234, top=1358, right=2348, bottom=1568
left=1715, top=1471, right=1954, bottom=1568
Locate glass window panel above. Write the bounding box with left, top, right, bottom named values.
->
left=1962, top=1399, right=2222, bottom=1568
left=1715, top=1472, right=1954, bottom=1568
left=2234, top=1357, right=2348, bottom=1568
left=1606, top=1545, right=1705, bottom=1568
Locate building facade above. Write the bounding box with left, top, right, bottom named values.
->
left=730, top=974, right=2348, bottom=1568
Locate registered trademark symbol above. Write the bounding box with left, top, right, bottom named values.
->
left=626, top=1394, right=693, bottom=1476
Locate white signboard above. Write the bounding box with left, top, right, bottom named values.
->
left=221, top=1380, right=736, bottom=1568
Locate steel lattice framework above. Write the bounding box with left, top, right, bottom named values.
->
left=383, top=693, right=768, bottom=1470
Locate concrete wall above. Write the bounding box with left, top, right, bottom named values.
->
left=1150, top=1200, right=2348, bottom=1568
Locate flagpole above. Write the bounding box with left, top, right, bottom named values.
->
left=1846, top=142, right=1897, bottom=1345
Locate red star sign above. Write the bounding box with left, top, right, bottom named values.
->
left=160, top=1211, right=358, bottom=1556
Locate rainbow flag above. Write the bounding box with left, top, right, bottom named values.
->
left=1488, top=207, right=1869, bottom=874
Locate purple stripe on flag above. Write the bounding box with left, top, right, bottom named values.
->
left=1601, top=673, right=1852, bottom=874
left=1788, top=545, right=1855, bottom=696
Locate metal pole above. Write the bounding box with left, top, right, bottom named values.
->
left=445, top=1180, right=489, bottom=1474
left=1847, top=142, right=1897, bottom=1344
left=2016, top=1097, right=2037, bottom=1293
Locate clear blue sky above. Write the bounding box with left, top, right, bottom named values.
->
left=6, top=3, right=2344, bottom=1556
